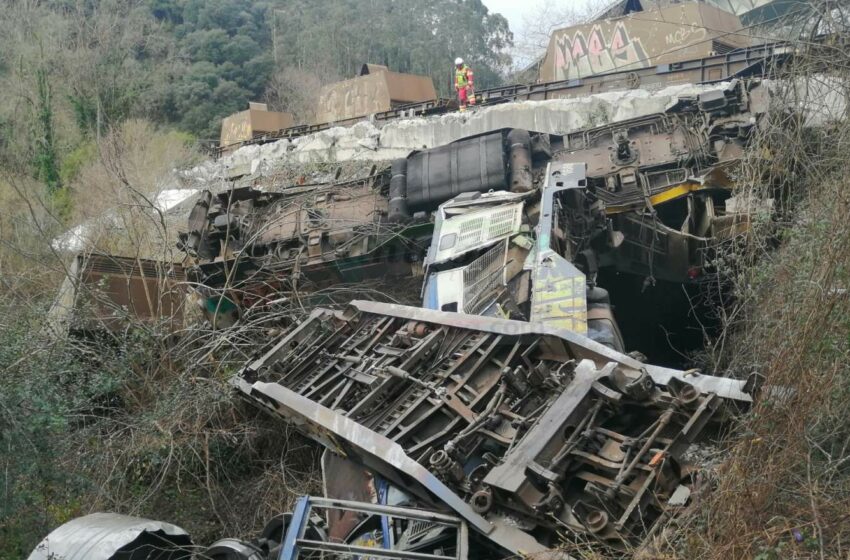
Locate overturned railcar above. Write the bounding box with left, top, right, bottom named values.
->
left=182, top=81, right=767, bottom=338
left=232, top=300, right=753, bottom=556
left=48, top=253, right=187, bottom=335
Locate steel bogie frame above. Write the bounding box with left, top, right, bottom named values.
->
left=181, top=173, right=434, bottom=306
left=235, top=300, right=750, bottom=555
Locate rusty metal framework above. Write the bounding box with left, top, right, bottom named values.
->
left=234, top=300, right=751, bottom=555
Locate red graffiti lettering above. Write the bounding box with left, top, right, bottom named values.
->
left=588, top=28, right=605, bottom=56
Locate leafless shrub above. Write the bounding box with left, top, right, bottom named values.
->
left=510, top=0, right=610, bottom=72
left=644, top=5, right=850, bottom=558
left=264, top=66, right=337, bottom=125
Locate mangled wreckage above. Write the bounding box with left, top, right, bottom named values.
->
left=180, top=80, right=765, bottom=335
left=232, top=300, right=753, bottom=557
left=79, top=80, right=760, bottom=559
left=38, top=79, right=773, bottom=559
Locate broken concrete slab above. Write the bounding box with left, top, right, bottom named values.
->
left=209, top=82, right=739, bottom=184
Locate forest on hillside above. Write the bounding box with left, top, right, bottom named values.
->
left=0, top=5, right=512, bottom=553
left=0, top=0, right=511, bottom=198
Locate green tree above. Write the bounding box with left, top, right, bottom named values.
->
left=145, top=0, right=275, bottom=138
left=32, top=67, right=61, bottom=194
left=271, top=0, right=512, bottom=96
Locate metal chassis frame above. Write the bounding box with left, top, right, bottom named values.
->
left=280, top=496, right=469, bottom=560
left=235, top=300, right=751, bottom=557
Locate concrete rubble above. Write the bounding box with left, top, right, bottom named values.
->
left=201, top=83, right=738, bottom=183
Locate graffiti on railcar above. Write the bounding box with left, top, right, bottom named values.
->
left=220, top=114, right=253, bottom=147
left=553, top=21, right=650, bottom=81
left=316, top=74, right=390, bottom=123
left=664, top=23, right=708, bottom=47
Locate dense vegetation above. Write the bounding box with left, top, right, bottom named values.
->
left=0, top=0, right=511, bottom=205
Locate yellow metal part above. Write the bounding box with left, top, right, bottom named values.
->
left=605, top=181, right=710, bottom=214
left=531, top=273, right=588, bottom=335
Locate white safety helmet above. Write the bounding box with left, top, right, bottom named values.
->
left=455, top=57, right=464, bottom=65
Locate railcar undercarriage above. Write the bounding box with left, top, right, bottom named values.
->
left=229, top=300, right=752, bottom=558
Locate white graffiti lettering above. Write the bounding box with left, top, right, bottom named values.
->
left=664, top=24, right=708, bottom=47
left=553, top=22, right=650, bottom=81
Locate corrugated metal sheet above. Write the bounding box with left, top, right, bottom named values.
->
left=27, top=513, right=191, bottom=560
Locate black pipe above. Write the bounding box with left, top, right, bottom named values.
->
left=388, top=158, right=410, bottom=222
left=507, top=129, right=533, bottom=193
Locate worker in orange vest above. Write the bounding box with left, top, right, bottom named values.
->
left=454, top=58, right=476, bottom=111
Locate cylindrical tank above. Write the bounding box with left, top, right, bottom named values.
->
left=27, top=513, right=192, bottom=560
left=405, top=131, right=507, bottom=212
left=388, top=158, right=410, bottom=222
left=507, top=129, right=533, bottom=193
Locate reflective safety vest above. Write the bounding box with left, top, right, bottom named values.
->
left=455, top=65, right=473, bottom=88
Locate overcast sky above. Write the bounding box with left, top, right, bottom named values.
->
left=482, top=0, right=599, bottom=67
left=482, top=0, right=596, bottom=35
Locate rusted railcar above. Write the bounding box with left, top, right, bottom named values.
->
left=220, top=102, right=295, bottom=154
left=49, top=253, right=187, bottom=334
left=315, top=64, right=438, bottom=124
left=538, top=3, right=750, bottom=82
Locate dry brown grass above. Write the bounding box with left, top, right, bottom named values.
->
left=649, top=11, right=850, bottom=558
left=67, top=119, right=202, bottom=260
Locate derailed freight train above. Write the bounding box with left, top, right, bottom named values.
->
left=181, top=80, right=767, bottom=335
left=31, top=81, right=771, bottom=559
